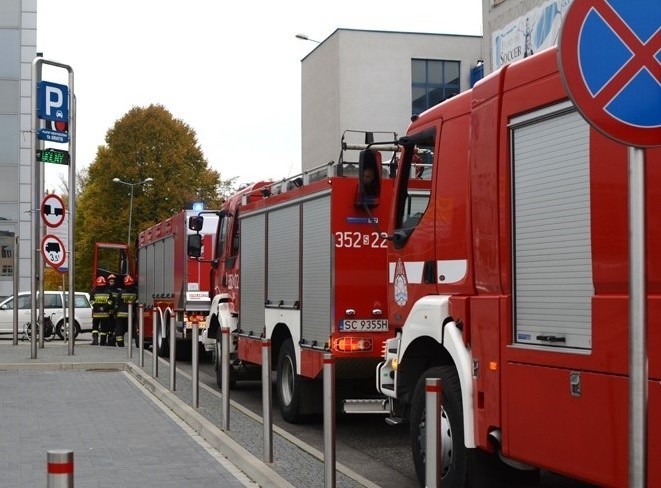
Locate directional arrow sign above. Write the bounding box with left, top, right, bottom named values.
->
left=41, top=194, right=66, bottom=228
left=558, top=0, right=661, bottom=147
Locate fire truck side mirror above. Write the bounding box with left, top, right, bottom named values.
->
left=357, top=149, right=381, bottom=207
left=187, top=234, right=202, bottom=258
left=188, top=215, right=204, bottom=232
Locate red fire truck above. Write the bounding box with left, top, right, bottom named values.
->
left=137, top=210, right=219, bottom=354
left=187, top=134, right=397, bottom=422
left=368, top=47, right=660, bottom=487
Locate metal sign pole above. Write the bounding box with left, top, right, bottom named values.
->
left=221, top=326, right=230, bottom=431
left=127, top=303, right=133, bottom=359
left=262, top=338, right=273, bottom=463
left=169, top=314, right=176, bottom=392
left=61, top=274, right=66, bottom=344
left=67, top=89, right=76, bottom=356
left=192, top=323, right=199, bottom=408
left=30, top=58, right=42, bottom=359
left=12, top=233, right=19, bottom=345
left=152, top=311, right=159, bottom=378
left=628, top=146, right=646, bottom=488
left=31, top=57, right=75, bottom=356
left=138, top=304, right=145, bottom=367
left=323, top=353, right=336, bottom=487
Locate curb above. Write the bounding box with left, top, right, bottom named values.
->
left=125, top=362, right=294, bottom=488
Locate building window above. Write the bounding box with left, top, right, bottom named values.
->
left=412, top=59, right=460, bottom=115
left=1, top=265, right=12, bottom=276
left=2, top=246, right=12, bottom=258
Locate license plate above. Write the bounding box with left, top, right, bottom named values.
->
left=339, top=319, right=389, bottom=332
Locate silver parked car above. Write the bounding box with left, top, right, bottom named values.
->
left=0, top=291, right=93, bottom=340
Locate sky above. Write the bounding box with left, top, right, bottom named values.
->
left=36, top=0, right=482, bottom=192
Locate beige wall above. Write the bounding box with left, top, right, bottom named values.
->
left=301, top=29, right=482, bottom=171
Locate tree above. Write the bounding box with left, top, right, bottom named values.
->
left=74, top=104, right=228, bottom=291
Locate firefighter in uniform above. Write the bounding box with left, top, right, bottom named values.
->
left=90, top=276, right=112, bottom=345
left=115, top=275, right=137, bottom=347
left=105, top=274, right=120, bottom=346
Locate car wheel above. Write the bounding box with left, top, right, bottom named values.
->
left=56, top=320, right=80, bottom=340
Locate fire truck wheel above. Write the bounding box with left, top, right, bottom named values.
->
left=214, top=339, right=237, bottom=389
left=276, top=338, right=303, bottom=423
left=410, top=365, right=467, bottom=488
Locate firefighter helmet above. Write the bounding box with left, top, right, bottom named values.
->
left=95, top=276, right=107, bottom=287
left=124, top=275, right=135, bottom=286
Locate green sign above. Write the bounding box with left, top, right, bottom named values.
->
left=37, top=148, right=70, bottom=165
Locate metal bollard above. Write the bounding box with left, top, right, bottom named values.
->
left=425, top=378, right=442, bottom=488
left=169, top=314, right=176, bottom=392
left=138, top=304, right=145, bottom=367
left=220, top=326, right=230, bottom=431
left=47, top=449, right=73, bottom=488
left=152, top=310, right=159, bottom=378
left=192, top=322, right=199, bottom=408
left=323, top=353, right=336, bottom=487
left=262, top=338, right=273, bottom=463
left=127, top=304, right=133, bottom=359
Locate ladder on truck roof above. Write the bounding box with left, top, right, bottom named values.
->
left=244, top=130, right=400, bottom=203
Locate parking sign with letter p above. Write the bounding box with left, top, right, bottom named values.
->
left=37, top=81, right=69, bottom=122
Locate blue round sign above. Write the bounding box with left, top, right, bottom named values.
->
left=559, top=0, right=661, bottom=147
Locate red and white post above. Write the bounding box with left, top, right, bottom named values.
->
left=47, top=449, right=73, bottom=488
left=425, top=378, right=442, bottom=488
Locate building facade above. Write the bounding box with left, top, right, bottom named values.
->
left=481, top=0, right=573, bottom=74
left=300, top=29, right=483, bottom=171
left=0, top=0, right=36, bottom=297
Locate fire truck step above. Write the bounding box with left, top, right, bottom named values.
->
left=342, top=399, right=389, bottom=415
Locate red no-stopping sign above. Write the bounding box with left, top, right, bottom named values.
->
left=558, top=0, right=661, bottom=147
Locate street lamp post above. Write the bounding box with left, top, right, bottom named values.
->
left=295, top=33, right=321, bottom=44
left=112, top=177, right=154, bottom=245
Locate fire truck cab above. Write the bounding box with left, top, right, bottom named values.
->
left=374, top=47, right=661, bottom=487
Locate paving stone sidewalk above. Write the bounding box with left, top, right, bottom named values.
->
left=0, top=340, right=373, bottom=488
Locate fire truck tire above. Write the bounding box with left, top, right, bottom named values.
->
left=410, top=365, right=467, bottom=488
left=214, top=339, right=237, bottom=389
left=134, top=333, right=151, bottom=349
left=276, top=338, right=304, bottom=423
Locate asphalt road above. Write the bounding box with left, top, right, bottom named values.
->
left=184, top=349, right=596, bottom=488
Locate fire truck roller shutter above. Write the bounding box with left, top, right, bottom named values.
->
left=511, top=103, right=592, bottom=350
left=240, top=213, right=266, bottom=337
left=301, top=196, right=332, bottom=346
left=267, top=205, right=300, bottom=311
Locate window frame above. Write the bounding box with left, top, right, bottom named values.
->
left=412, top=58, right=461, bottom=115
